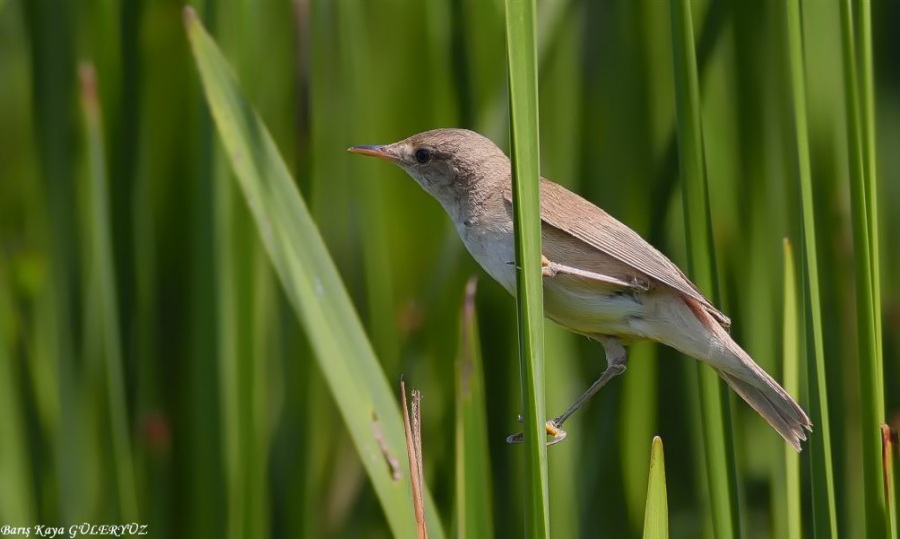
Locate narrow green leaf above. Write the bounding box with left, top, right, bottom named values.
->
left=782, top=239, right=802, bottom=539
left=839, top=0, right=886, bottom=534
left=333, top=0, right=401, bottom=370
left=214, top=138, right=270, bottom=539
left=642, top=436, right=668, bottom=539
left=854, top=0, right=882, bottom=376
left=22, top=0, right=82, bottom=519
left=856, top=7, right=888, bottom=529
left=0, top=265, right=34, bottom=522
left=783, top=0, right=838, bottom=535
left=669, top=1, right=740, bottom=536
left=539, top=16, right=583, bottom=535
left=206, top=6, right=275, bottom=537
left=504, top=0, right=550, bottom=534
left=214, top=159, right=243, bottom=539
left=455, top=278, right=495, bottom=539
left=184, top=7, right=226, bottom=536
left=622, top=344, right=658, bottom=534
left=79, top=64, right=138, bottom=520
left=183, top=10, right=444, bottom=537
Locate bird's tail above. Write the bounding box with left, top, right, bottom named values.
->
left=678, top=297, right=812, bottom=451
left=716, top=363, right=811, bottom=452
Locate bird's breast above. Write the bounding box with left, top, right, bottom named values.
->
left=456, top=215, right=651, bottom=340
left=458, top=219, right=518, bottom=293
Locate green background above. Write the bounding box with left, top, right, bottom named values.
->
left=1, top=0, right=898, bottom=536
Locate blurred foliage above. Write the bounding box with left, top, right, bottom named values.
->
left=1, top=0, right=899, bottom=537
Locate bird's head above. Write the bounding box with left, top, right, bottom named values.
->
left=348, top=128, right=510, bottom=213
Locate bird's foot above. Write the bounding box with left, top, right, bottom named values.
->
left=540, top=255, right=558, bottom=278
left=506, top=416, right=568, bottom=446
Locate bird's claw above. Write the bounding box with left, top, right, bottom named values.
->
left=506, top=419, right=568, bottom=446
left=540, top=256, right=558, bottom=278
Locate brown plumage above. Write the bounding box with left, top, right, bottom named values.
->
left=349, top=128, right=812, bottom=450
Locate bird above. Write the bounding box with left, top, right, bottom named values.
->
left=348, top=128, right=812, bottom=451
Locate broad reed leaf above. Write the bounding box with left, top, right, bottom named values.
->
left=184, top=10, right=444, bottom=537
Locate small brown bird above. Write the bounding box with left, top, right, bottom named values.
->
left=349, top=128, right=812, bottom=451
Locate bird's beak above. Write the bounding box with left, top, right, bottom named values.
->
left=347, top=145, right=399, bottom=162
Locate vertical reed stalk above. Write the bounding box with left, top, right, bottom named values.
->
left=505, top=0, right=550, bottom=533
left=670, top=0, right=740, bottom=535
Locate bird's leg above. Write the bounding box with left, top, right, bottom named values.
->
left=507, top=336, right=628, bottom=446
left=551, top=336, right=628, bottom=429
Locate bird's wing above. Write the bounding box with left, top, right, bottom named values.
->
left=503, top=178, right=731, bottom=327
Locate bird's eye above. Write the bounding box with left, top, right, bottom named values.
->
left=414, top=148, right=431, bottom=164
